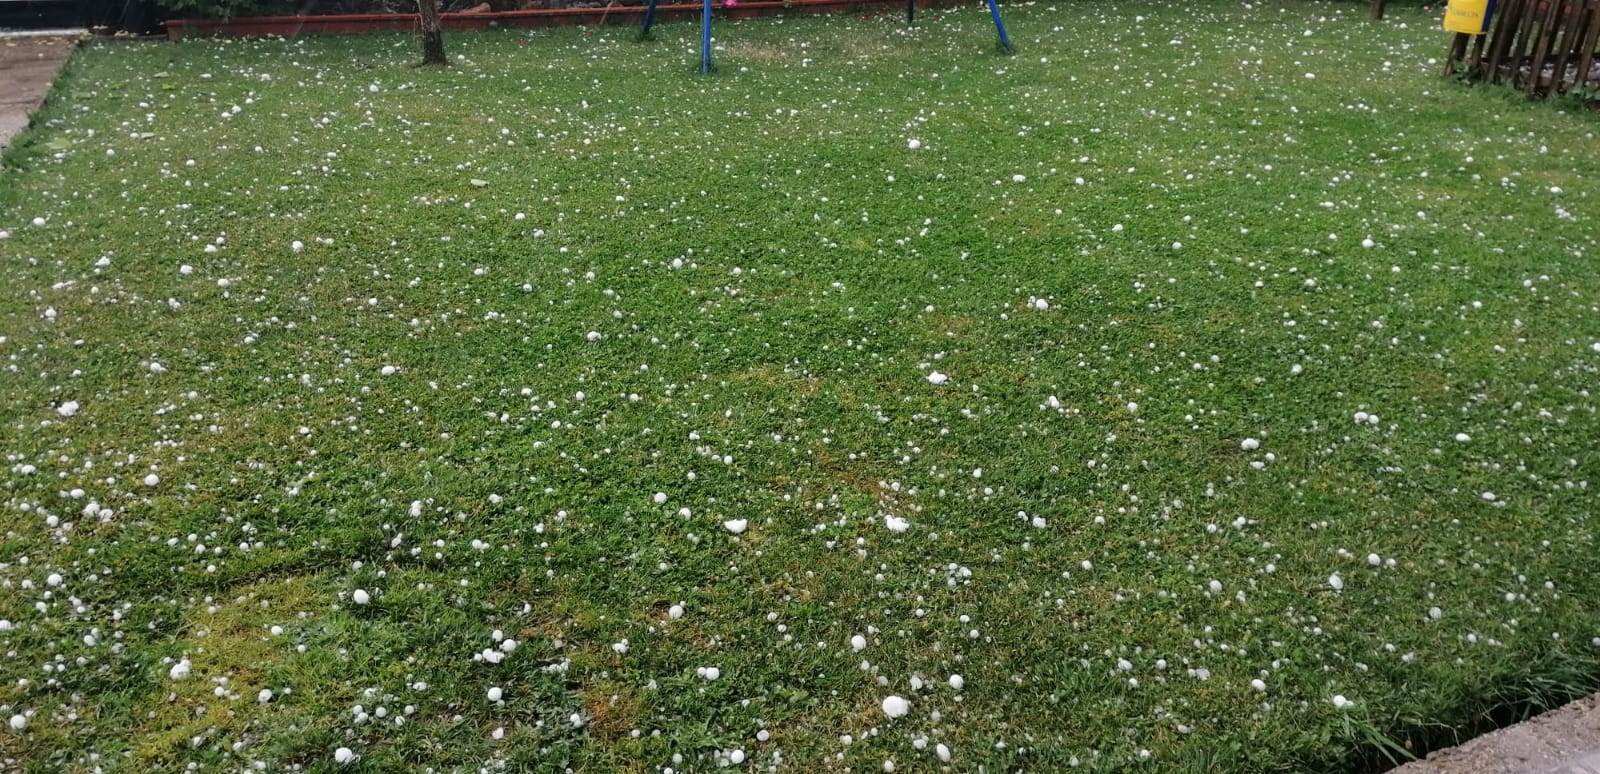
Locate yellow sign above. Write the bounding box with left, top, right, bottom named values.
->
left=1443, top=0, right=1494, bottom=34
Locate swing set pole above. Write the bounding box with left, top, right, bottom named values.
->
left=700, top=0, right=713, bottom=72
left=984, top=0, right=1012, bottom=53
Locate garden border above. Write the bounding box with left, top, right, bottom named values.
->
left=166, top=0, right=965, bottom=40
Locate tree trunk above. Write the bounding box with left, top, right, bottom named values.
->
left=418, top=0, right=447, bottom=66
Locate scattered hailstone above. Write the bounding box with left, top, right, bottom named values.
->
left=487, top=686, right=503, bottom=702
left=729, top=750, right=746, bottom=765
left=291, top=240, right=305, bottom=253
left=334, top=747, right=357, bottom=765
left=169, top=659, right=193, bottom=680
left=1361, top=237, right=1376, bottom=249
left=907, top=139, right=922, bottom=149
left=1032, top=298, right=1050, bottom=311
left=258, top=689, right=274, bottom=704
left=8, top=714, right=25, bottom=731
left=57, top=401, right=80, bottom=417
left=1240, top=438, right=1260, bottom=451
left=32, top=216, right=47, bottom=227
left=1331, top=695, right=1354, bottom=709
left=851, top=634, right=868, bottom=652
left=881, top=695, right=910, bottom=719
left=948, top=674, right=965, bottom=690
left=722, top=519, right=748, bottom=535
left=1367, top=553, right=1382, bottom=567
left=883, top=514, right=909, bottom=533
left=925, top=371, right=949, bottom=385
left=1012, top=174, right=1026, bottom=183
left=1455, top=433, right=1472, bottom=443
left=352, top=589, right=371, bottom=605
left=1328, top=573, right=1344, bottom=591
left=1251, top=679, right=1267, bottom=692
left=696, top=666, right=721, bottom=681
left=668, top=603, right=685, bottom=620
left=935, top=743, right=952, bottom=763
left=143, top=473, right=160, bottom=487
left=380, top=365, right=398, bottom=377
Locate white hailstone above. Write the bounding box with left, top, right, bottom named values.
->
left=291, top=240, right=305, bottom=253
left=169, top=659, right=192, bottom=680
left=204, top=244, right=218, bottom=254
left=1481, top=492, right=1497, bottom=502
left=1353, top=411, right=1369, bottom=424
left=729, top=750, right=746, bottom=764
left=179, top=264, right=194, bottom=275
left=0, top=620, right=12, bottom=631
left=925, top=371, right=948, bottom=385
left=500, top=638, right=517, bottom=653
left=1328, top=573, right=1344, bottom=591
left=1207, top=580, right=1223, bottom=594
left=653, top=492, right=668, bottom=504
left=1126, top=401, right=1139, bottom=413
left=723, top=519, right=748, bottom=535
left=668, top=603, right=685, bottom=620
left=1429, top=606, right=1443, bottom=619
left=143, top=473, right=160, bottom=487
left=270, top=625, right=284, bottom=636
left=883, top=515, right=909, bottom=533
left=352, top=589, right=371, bottom=605
left=1045, top=395, right=1061, bottom=409
left=0, top=230, right=8, bottom=239
left=697, top=666, right=721, bottom=681
left=1250, top=679, right=1267, bottom=692
left=1111, top=223, right=1124, bottom=233
left=1032, top=298, right=1049, bottom=311
left=1361, top=238, right=1376, bottom=249
left=935, top=743, right=952, bottom=762
left=57, top=401, right=80, bottom=417
left=8, top=714, right=25, bottom=731
left=45, top=573, right=62, bottom=587
left=1240, top=438, right=1260, bottom=451
left=149, top=362, right=167, bottom=374
left=611, top=639, right=629, bottom=654
left=32, top=216, right=47, bottom=227
left=851, top=634, right=868, bottom=652
left=883, top=762, right=896, bottom=773
left=1171, top=241, right=1183, bottom=250
left=487, top=686, right=503, bottom=702
left=881, top=695, right=910, bottom=719
left=258, top=688, right=274, bottom=703
left=334, top=747, right=357, bottom=765
left=948, top=674, right=964, bottom=690
left=1366, top=553, right=1382, bottom=567
left=1012, top=174, right=1026, bottom=183
left=1455, top=433, right=1472, bottom=443
left=586, top=331, right=603, bottom=341
left=514, top=212, right=526, bottom=221
left=1331, top=695, right=1354, bottom=709
left=907, top=139, right=922, bottom=149
left=380, top=365, right=398, bottom=377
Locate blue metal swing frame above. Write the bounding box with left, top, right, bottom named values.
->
left=638, top=0, right=1013, bottom=73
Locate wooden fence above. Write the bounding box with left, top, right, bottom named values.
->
left=1444, top=0, right=1600, bottom=98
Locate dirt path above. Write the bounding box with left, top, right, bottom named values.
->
left=0, top=33, right=80, bottom=152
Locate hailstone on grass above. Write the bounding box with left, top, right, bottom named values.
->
left=291, top=240, right=304, bottom=253
left=852, top=634, right=868, bottom=651
left=1328, top=573, right=1344, bottom=591
left=1240, top=438, right=1260, bottom=451
left=352, top=589, right=371, bottom=605
left=907, top=139, right=922, bottom=149
left=57, top=401, right=80, bottom=417
left=9, top=714, right=27, bottom=731
left=723, top=519, right=748, bottom=534
left=948, top=674, right=964, bottom=690
left=143, top=474, right=160, bottom=487
left=169, top=659, right=192, bottom=680
left=334, top=747, right=357, bottom=765
left=381, top=365, right=398, bottom=377
left=883, top=515, right=909, bottom=533
left=487, top=686, right=503, bottom=702
left=881, top=695, right=910, bottom=719
left=926, top=371, right=948, bottom=385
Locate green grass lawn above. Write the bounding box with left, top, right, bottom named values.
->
left=2, top=2, right=1599, bottom=770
